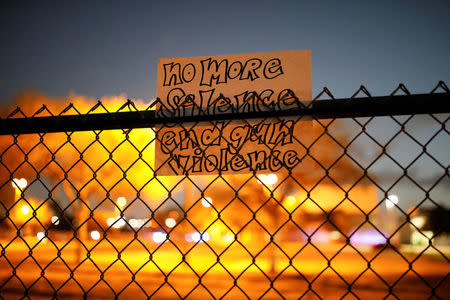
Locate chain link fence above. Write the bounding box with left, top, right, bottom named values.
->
left=0, top=82, right=449, bottom=299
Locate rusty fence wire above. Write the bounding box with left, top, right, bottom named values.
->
left=0, top=82, right=449, bottom=299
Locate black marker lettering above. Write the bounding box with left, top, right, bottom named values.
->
left=160, top=131, right=177, bottom=154
left=269, top=120, right=294, bottom=145
left=179, top=129, right=199, bottom=150
left=204, top=155, right=218, bottom=172
left=283, top=150, right=300, bottom=169
left=201, top=122, right=223, bottom=146
left=228, top=61, right=243, bottom=79
left=247, top=150, right=267, bottom=171
left=268, top=150, right=283, bottom=172
left=230, top=154, right=247, bottom=171
left=182, top=63, right=196, bottom=83
left=200, top=58, right=228, bottom=87
left=263, top=58, right=283, bottom=79
left=229, top=125, right=250, bottom=150
left=240, top=58, right=262, bottom=81
left=163, top=63, right=183, bottom=86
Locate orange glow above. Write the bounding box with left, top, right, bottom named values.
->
left=223, top=233, right=234, bottom=244
left=1, top=91, right=177, bottom=216
left=14, top=199, right=49, bottom=225
left=283, top=195, right=297, bottom=211
left=1, top=91, right=445, bottom=299
left=295, top=183, right=378, bottom=214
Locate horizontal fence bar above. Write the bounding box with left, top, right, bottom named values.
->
left=1, top=93, right=449, bottom=135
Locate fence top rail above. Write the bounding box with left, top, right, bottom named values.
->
left=1, top=89, right=449, bottom=136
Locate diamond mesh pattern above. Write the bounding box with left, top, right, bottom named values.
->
left=0, top=83, right=449, bottom=299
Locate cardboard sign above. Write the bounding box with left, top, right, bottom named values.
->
left=155, top=50, right=312, bottom=175
left=156, top=50, right=311, bottom=114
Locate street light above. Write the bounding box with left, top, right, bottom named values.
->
left=385, top=194, right=400, bottom=247
left=13, top=178, right=30, bottom=215
left=12, top=178, right=28, bottom=210
left=201, top=197, right=213, bottom=207
left=165, top=217, right=176, bottom=228
left=21, top=205, right=30, bottom=216
left=257, top=174, right=278, bottom=186
left=12, top=178, right=33, bottom=237
left=223, top=233, right=234, bottom=244
left=90, top=230, right=101, bottom=240
left=152, top=231, right=167, bottom=243
left=12, top=178, right=27, bottom=190
left=386, top=194, right=398, bottom=210
left=117, top=197, right=127, bottom=208
left=51, top=216, right=60, bottom=225
left=192, top=232, right=210, bottom=243
left=36, top=231, right=46, bottom=242
left=256, top=173, right=279, bottom=275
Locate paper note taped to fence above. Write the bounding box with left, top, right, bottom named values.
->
left=155, top=50, right=312, bottom=175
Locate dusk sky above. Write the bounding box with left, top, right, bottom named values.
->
left=1, top=0, right=449, bottom=104
left=2, top=1, right=449, bottom=211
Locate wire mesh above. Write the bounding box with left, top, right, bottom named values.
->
left=0, top=82, right=449, bottom=299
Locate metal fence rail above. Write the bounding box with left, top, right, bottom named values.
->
left=0, top=82, right=449, bottom=299
left=1, top=86, right=449, bottom=135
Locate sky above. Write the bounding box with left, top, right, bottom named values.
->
left=0, top=0, right=449, bottom=103
left=0, top=1, right=449, bottom=211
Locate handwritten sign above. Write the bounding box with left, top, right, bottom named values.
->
left=155, top=50, right=312, bottom=175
